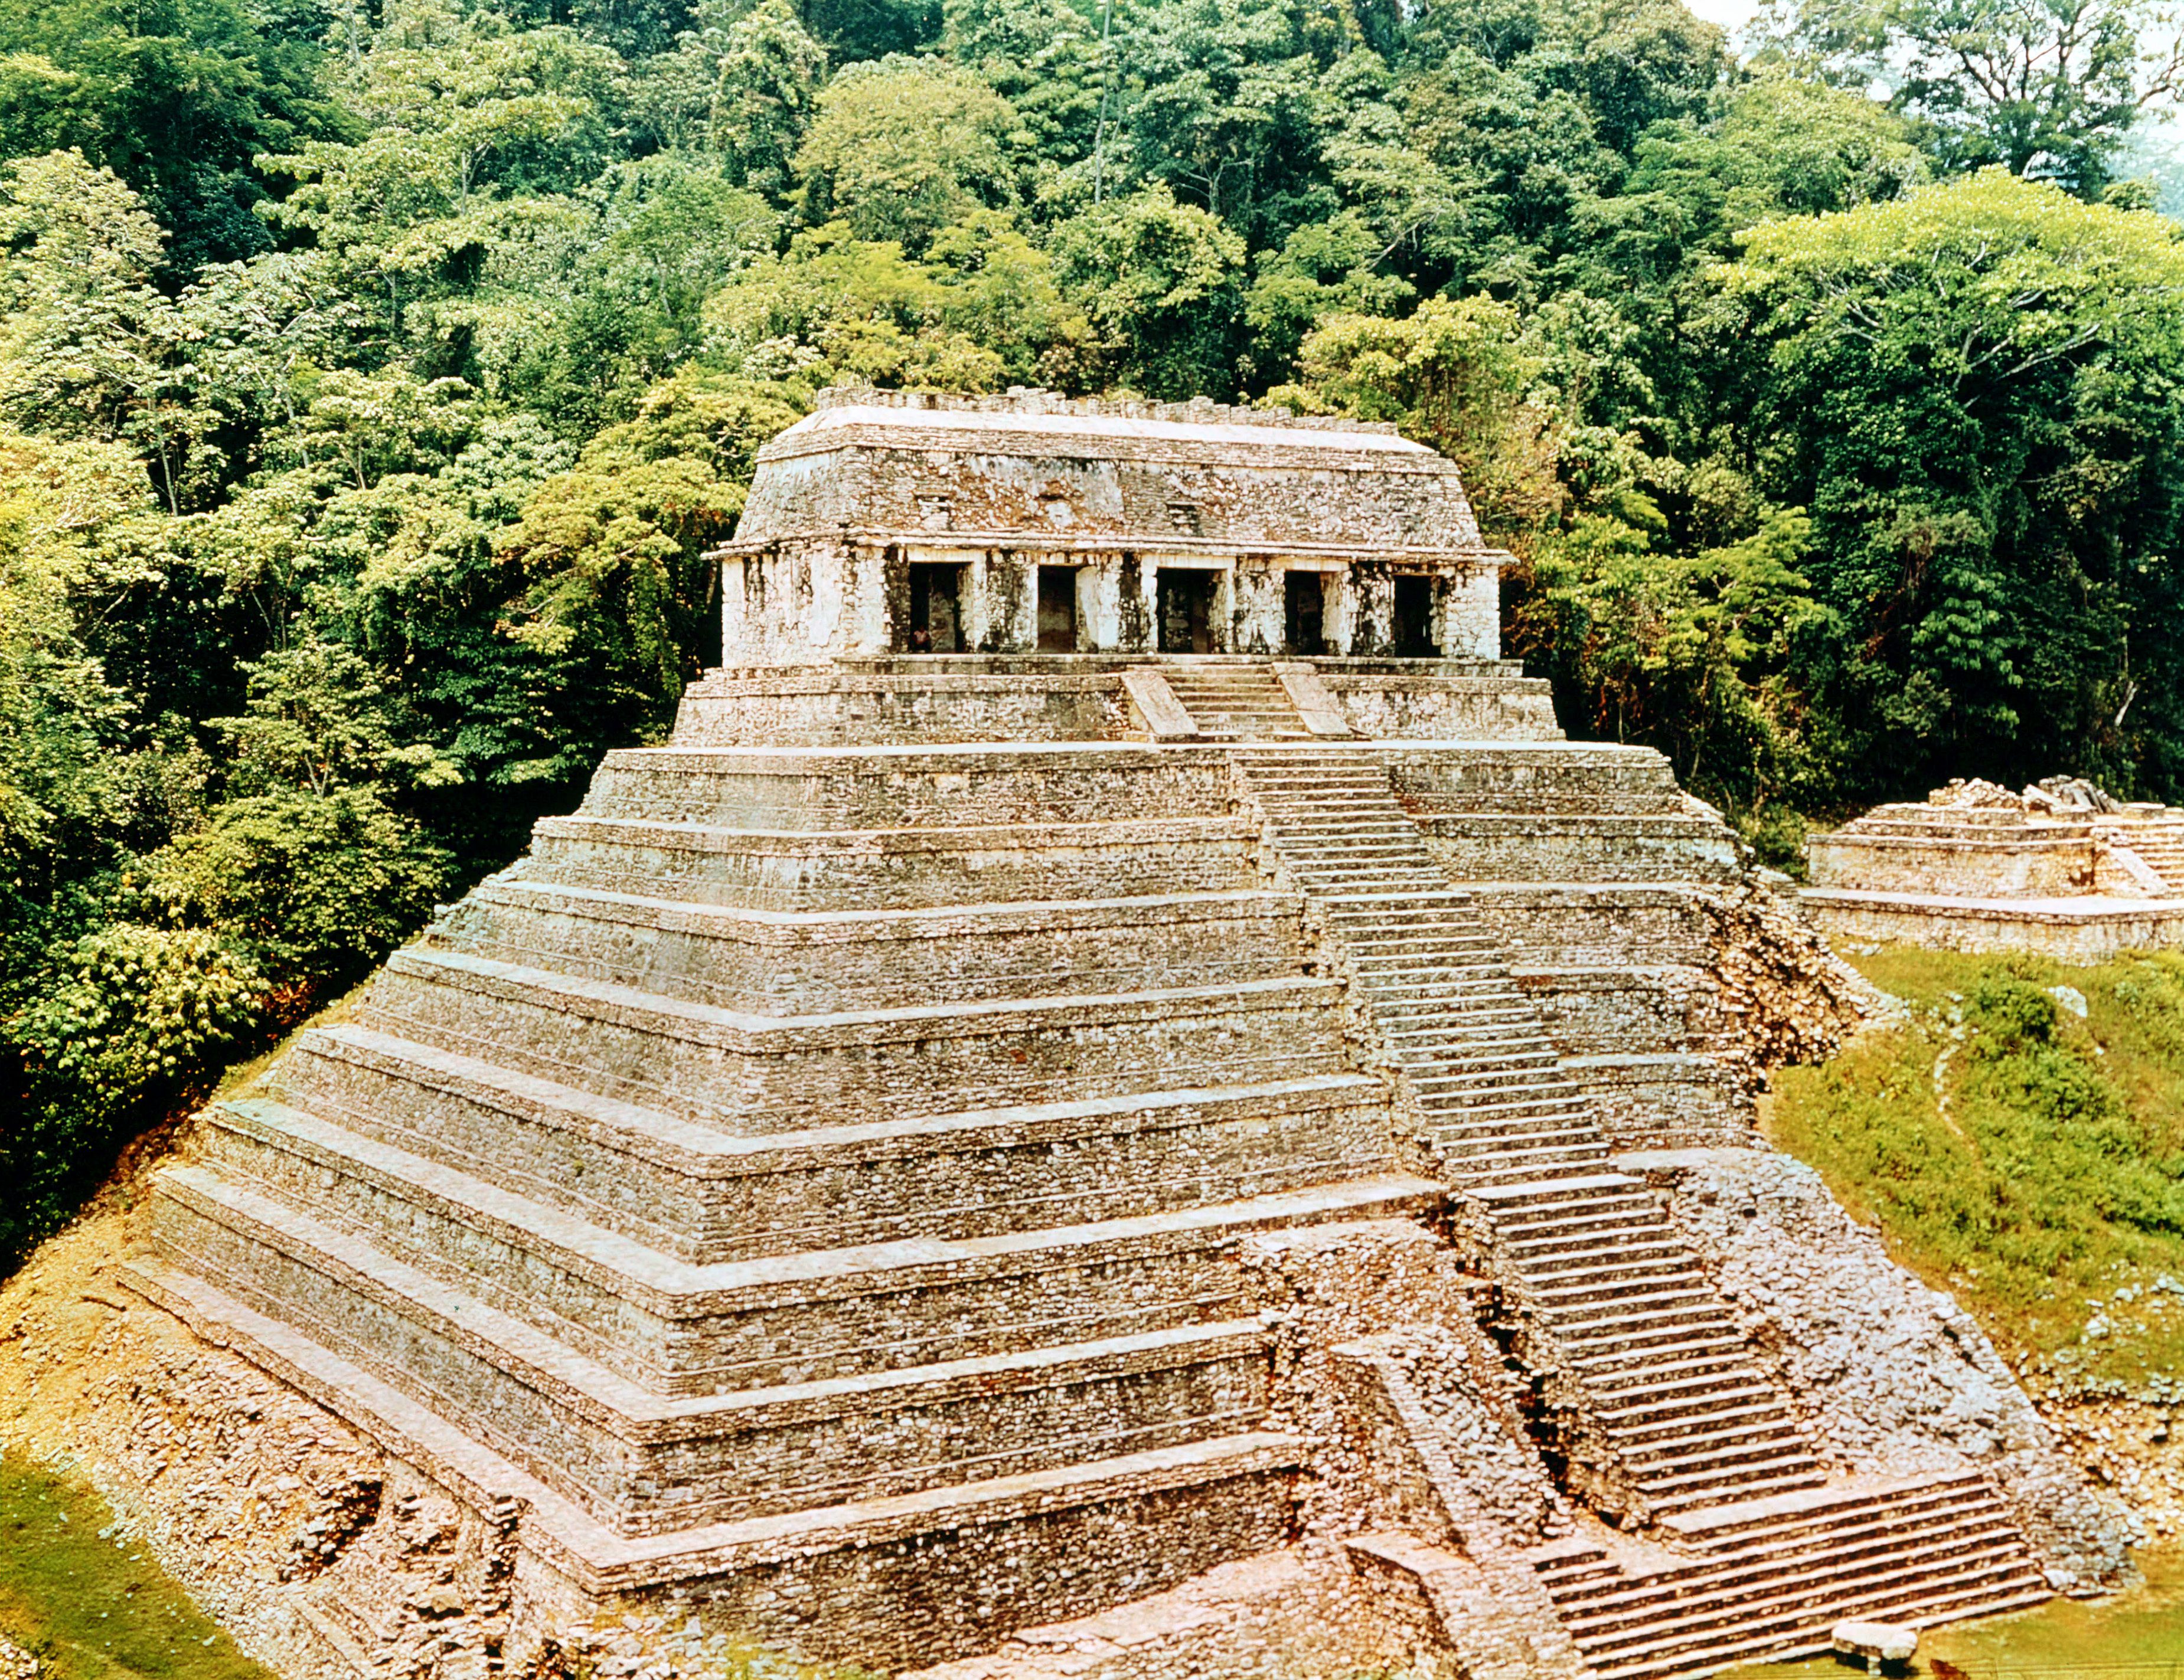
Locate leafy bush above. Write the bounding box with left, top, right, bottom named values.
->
left=1770, top=950, right=2184, bottom=1387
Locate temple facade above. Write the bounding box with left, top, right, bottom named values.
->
left=714, top=387, right=1505, bottom=662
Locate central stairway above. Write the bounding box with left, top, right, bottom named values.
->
left=1233, top=746, right=1826, bottom=1522
left=1157, top=661, right=1317, bottom=741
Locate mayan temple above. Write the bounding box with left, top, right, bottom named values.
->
left=122, top=387, right=2117, bottom=1680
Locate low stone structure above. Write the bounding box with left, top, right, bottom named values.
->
left=100, top=390, right=2124, bottom=1680
left=1803, top=778, right=2184, bottom=957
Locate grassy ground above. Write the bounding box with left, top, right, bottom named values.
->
left=1765, top=948, right=2184, bottom=1394
left=0, top=1454, right=272, bottom=1680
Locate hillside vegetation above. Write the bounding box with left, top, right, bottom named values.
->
left=1770, top=949, right=2184, bottom=1398
left=7, top=0, right=2184, bottom=1269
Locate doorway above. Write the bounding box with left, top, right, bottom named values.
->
left=1284, top=570, right=1327, bottom=656
left=1392, top=574, right=1438, bottom=657
left=908, top=563, right=964, bottom=652
left=1157, top=567, right=1216, bottom=654
left=1037, top=566, right=1079, bottom=652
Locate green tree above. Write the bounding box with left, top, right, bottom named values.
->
left=0, top=0, right=346, bottom=269
left=711, top=0, right=831, bottom=200
left=1272, top=296, right=1563, bottom=539
left=944, top=0, right=1098, bottom=161
left=792, top=54, right=1024, bottom=254
left=1753, top=0, right=2184, bottom=193
left=1047, top=183, right=1247, bottom=396
left=1715, top=166, right=2184, bottom=792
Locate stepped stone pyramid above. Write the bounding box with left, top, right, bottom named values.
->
left=127, top=389, right=2083, bottom=1679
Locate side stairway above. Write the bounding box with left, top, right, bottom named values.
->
left=2116, top=821, right=2184, bottom=893
left=1229, top=743, right=2049, bottom=1672
left=1527, top=1472, right=2048, bottom=1679
left=1233, top=746, right=1821, bottom=1520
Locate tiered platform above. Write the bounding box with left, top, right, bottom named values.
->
left=128, top=656, right=2061, bottom=1676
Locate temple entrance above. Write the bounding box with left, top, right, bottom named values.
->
left=907, top=563, right=964, bottom=652
left=1037, top=566, right=1079, bottom=652
left=1284, top=570, right=1327, bottom=655
left=1157, top=567, right=1216, bottom=653
left=1392, top=574, right=1437, bottom=657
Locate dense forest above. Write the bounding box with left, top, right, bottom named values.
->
left=5, top=0, right=2184, bottom=1264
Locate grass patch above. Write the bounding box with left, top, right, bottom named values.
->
left=0, top=1453, right=272, bottom=1680
left=1766, top=948, right=2184, bottom=1393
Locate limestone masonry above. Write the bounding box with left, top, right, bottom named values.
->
left=116, top=390, right=2123, bottom=1680
left=1804, top=776, right=2184, bottom=958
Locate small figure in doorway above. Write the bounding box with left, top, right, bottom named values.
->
left=909, top=625, right=933, bottom=653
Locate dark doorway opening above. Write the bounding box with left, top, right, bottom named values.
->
left=1392, top=574, right=1437, bottom=657
left=907, top=563, right=964, bottom=652
left=1037, top=566, right=1079, bottom=652
left=1284, top=570, right=1326, bottom=656
left=1157, top=568, right=1216, bottom=653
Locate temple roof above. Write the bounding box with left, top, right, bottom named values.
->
left=727, top=385, right=1490, bottom=557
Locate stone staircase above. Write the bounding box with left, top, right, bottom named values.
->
left=1229, top=741, right=2056, bottom=1672
left=1527, top=1471, right=2049, bottom=1679
left=1157, top=659, right=1315, bottom=741
left=2117, top=822, right=2184, bottom=892
left=1232, top=747, right=1824, bottom=1521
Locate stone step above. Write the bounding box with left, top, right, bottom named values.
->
left=1435, top=1137, right=1607, bottom=1173
left=1541, top=1297, right=1725, bottom=1338
left=1596, top=1384, right=1793, bottom=1436
left=1433, top=1137, right=1610, bottom=1174
left=1584, top=1582, right=2053, bottom=1680
left=1380, top=1013, right=1543, bottom=1036
left=182, top=1110, right=1437, bottom=1395
left=1641, top=1463, right=1828, bottom=1511
left=1526, top=1264, right=1709, bottom=1306
left=579, top=747, right=1240, bottom=832
left=1570, top=1537, right=2040, bottom=1656
left=120, top=1260, right=1306, bottom=1664
left=1656, top=1469, right=2000, bottom=1548
left=151, top=1162, right=1306, bottom=1538
left=1606, top=1417, right=1809, bottom=1473
left=435, top=881, right=1310, bottom=1014
left=1563, top=1325, right=1747, bottom=1368
left=1469, top=1174, right=1644, bottom=1208
left=1430, top=1109, right=1598, bottom=1139
left=364, top=949, right=1354, bottom=1133
left=1605, top=1400, right=1799, bottom=1452
left=1515, top=1241, right=1695, bottom=1281
left=521, top=813, right=1258, bottom=913
left=1620, top=1429, right=1819, bottom=1480
left=1490, top=1201, right=1668, bottom=1243
left=1394, top=1046, right=1562, bottom=1072
left=272, top=1029, right=1400, bottom=1264
left=1566, top=1524, right=2042, bottom=1662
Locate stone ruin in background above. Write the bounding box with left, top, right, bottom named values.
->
left=115, top=388, right=2128, bottom=1680
left=1805, top=775, right=2184, bottom=959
